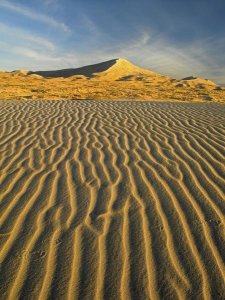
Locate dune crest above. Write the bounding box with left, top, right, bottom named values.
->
left=91, top=58, right=158, bottom=80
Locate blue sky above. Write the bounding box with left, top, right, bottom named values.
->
left=0, top=0, right=225, bottom=82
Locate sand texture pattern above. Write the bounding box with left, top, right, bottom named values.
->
left=0, top=100, right=225, bottom=299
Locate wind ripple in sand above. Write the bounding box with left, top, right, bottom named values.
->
left=0, top=100, right=225, bottom=300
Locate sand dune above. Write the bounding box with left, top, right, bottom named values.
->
left=1, top=58, right=225, bottom=102
left=0, top=100, right=225, bottom=299
left=30, top=58, right=156, bottom=79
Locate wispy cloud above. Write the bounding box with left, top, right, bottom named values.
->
left=0, top=0, right=70, bottom=32
left=42, top=0, right=58, bottom=7
left=0, top=22, right=55, bottom=50
left=37, top=0, right=61, bottom=12
left=80, top=14, right=102, bottom=36
left=12, top=46, right=60, bottom=62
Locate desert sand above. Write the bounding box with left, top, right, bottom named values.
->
left=0, top=100, right=225, bottom=299
left=0, top=58, right=225, bottom=102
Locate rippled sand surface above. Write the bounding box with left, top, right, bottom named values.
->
left=0, top=101, right=225, bottom=299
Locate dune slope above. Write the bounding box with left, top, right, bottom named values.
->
left=0, top=100, right=225, bottom=299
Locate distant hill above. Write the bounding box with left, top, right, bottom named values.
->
left=1, top=58, right=224, bottom=102
left=178, top=76, right=217, bottom=88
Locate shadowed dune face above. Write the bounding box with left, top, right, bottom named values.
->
left=0, top=100, right=225, bottom=299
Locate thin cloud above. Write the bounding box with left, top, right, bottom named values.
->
left=80, top=14, right=103, bottom=37
left=0, top=22, right=55, bottom=50
left=13, top=46, right=60, bottom=62
left=0, top=0, right=70, bottom=32
left=42, top=0, right=58, bottom=7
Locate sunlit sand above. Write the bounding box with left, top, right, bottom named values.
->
left=0, top=100, right=225, bottom=299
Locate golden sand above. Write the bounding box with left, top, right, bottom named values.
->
left=0, top=58, right=225, bottom=102
left=0, top=100, right=225, bottom=299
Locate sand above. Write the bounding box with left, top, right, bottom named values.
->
left=1, top=59, right=225, bottom=102
left=0, top=100, right=225, bottom=299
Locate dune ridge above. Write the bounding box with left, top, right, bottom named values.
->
left=0, top=100, right=225, bottom=299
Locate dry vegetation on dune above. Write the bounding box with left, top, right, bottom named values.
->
left=0, top=100, right=225, bottom=299
left=0, top=58, right=225, bottom=102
